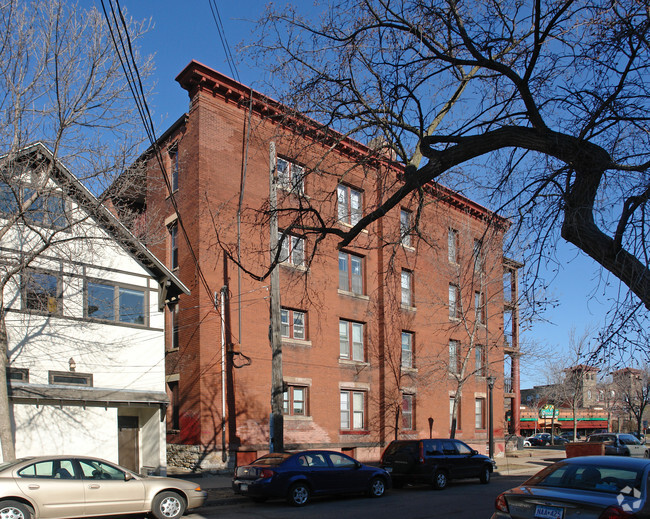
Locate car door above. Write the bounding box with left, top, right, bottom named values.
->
left=440, top=439, right=464, bottom=479
left=14, top=458, right=85, bottom=519
left=296, top=452, right=336, bottom=494
left=77, top=458, right=145, bottom=516
left=325, top=452, right=366, bottom=493
left=453, top=440, right=482, bottom=478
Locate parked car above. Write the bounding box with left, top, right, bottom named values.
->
left=524, top=433, right=567, bottom=446
left=560, top=431, right=582, bottom=441
left=632, top=431, right=646, bottom=443
left=0, top=455, right=207, bottom=519
left=232, top=450, right=390, bottom=506
left=492, top=455, right=650, bottom=518
left=587, top=432, right=650, bottom=457
left=379, top=438, right=495, bottom=490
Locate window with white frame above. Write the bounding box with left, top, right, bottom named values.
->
left=402, top=393, right=414, bottom=430
left=338, top=252, right=364, bottom=294
left=49, top=370, right=93, bottom=387
left=448, top=228, right=458, bottom=263
left=401, top=270, right=413, bottom=306
left=475, top=398, right=486, bottom=429
left=339, top=320, right=364, bottom=361
left=277, top=157, right=304, bottom=194
left=475, top=291, right=485, bottom=325
left=279, top=233, right=305, bottom=267
left=475, top=344, right=485, bottom=377
left=283, top=385, right=309, bottom=416
left=23, top=270, right=62, bottom=315
left=341, top=390, right=365, bottom=430
left=281, top=308, right=307, bottom=340
left=449, top=283, right=459, bottom=319
left=0, top=180, right=67, bottom=229
left=450, top=396, right=461, bottom=430
left=449, top=339, right=460, bottom=374
left=337, top=184, right=362, bottom=225
left=401, top=331, right=414, bottom=368
left=400, top=209, right=412, bottom=246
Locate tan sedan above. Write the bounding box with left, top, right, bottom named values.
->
left=0, top=455, right=207, bottom=519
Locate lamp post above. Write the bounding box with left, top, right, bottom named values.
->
left=487, top=375, right=496, bottom=459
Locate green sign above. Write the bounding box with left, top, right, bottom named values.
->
left=540, top=404, right=559, bottom=419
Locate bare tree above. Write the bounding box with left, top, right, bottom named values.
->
left=0, top=0, right=150, bottom=460
left=248, top=0, right=650, bottom=350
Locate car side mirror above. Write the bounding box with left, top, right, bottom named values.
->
left=471, top=450, right=478, bottom=456
left=124, top=472, right=134, bottom=481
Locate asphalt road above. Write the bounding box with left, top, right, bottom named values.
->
left=185, top=474, right=528, bottom=519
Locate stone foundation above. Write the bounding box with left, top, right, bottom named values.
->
left=166, top=444, right=234, bottom=473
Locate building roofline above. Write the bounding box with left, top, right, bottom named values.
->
left=174, top=60, right=509, bottom=227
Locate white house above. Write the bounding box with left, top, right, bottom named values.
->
left=0, top=143, right=188, bottom=474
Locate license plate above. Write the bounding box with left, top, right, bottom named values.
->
left=240, top=483, right=248, bottom=492
left=534, top=505, right=563, bottom=519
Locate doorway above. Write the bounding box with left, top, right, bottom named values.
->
left=118, top=415, right=139, bottom=472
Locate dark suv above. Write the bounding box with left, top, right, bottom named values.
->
left=380, top=438, right=496, bottom=490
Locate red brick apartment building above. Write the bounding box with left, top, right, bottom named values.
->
left=115, top=61, right=521, bottom=469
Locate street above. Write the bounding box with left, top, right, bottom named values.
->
left=185, top=474, right=527, bottom=518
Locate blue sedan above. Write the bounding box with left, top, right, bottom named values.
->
left=232, top=450, right=390, bottom=506
left=492, top=456, right=650, bottom=518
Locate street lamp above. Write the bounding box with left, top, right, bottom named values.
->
left=487, top=375, right=496, bottom=459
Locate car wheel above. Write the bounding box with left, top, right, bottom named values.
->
left=368, top=477, right=386, bottom=498
left=287, top=482, right=310, bottom=507
left=479, top=466, right=491, bottom=484
left=431, top=470, right=448, bottom=490
left=0, top=501, right=33, bottom=519
left=152, top=491, right=186, bottom=519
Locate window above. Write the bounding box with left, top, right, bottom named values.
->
left=450, top=396, right=461, bottom=430
left=18, top=459, right=76, bottom=479
left=7, top=368, right=28, bottom=382
left=170, top=305, right=179, bottom=350
left=449, top=284, right=459, bottom=319
left=49, top=370, right=92, bottom=387
left=86, top=281, right=146, bottom=325
left=475, top=344, right=485, bottom=377
left=341, top=390, right=365, bottom=430
left=281, top=308, right=307, bottom=340
left=277, top=157, right=304, bottom=194
left=0, top=180, right=18, bottom=214
left=168, top=380, right=180, bottom=430
left=337, top=184, right=362, bottom=225
left=504, top=269, right=513, bottom=303
left=400, top=209, right=411, bottom=246
left=449, top=339, right=460, bottom=374
left=169, top=147, right=179, bottom=193
left=340, top=320, right=364, bottom=361
left=169, top=222, right=178, bottom=270
left=401, top=332, right=413, bottom=368
left=23, top=270, right=61, bottom=315
left=280, top=233, right=305, bottom=267
left=473, top=238, right=483, bottom=273
left=475, top=398, right=486, bottom=429
left=401, top=270, right=413, bottom=307
left=475, top=291, right=485, bottom=325
left=504, top=309, right=513, bottom=347
left=338, top=252, right=363, bottom=294
left=283, top=385, right=309, bottom=416
left=0, top=180, right=66, bottom=229
left=402, top=393, right=414, bottom=430
left=448, top=228, right=458, bottom=263
left=77, top=459, right=124, bottom=480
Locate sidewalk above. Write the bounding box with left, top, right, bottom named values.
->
left=170, top=447, right=567, bottom=507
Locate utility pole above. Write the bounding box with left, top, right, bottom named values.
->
left=269, top=142, right=283, bottom=452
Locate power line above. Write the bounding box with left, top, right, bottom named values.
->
left=207, top=0, right=240, bottom=82
left=100, top=0, right=215, bottom=302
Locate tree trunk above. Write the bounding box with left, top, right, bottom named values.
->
left=0, top=309, right=15, bottom=461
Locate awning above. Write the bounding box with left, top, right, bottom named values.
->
left=8, top=383, right=169, bottom=410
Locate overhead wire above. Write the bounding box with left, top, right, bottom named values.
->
left=207, top=0, right=240, bottom=82
left=100, top=0, right=215, bottom=303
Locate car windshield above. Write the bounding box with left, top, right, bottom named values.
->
left=253, top=454, right=291, bottom=466
left=525, top=462, right=644, bottom=495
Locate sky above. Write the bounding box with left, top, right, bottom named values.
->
left=103, top=1, right=620, bottom=388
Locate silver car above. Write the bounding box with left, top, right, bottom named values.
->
left=0, top=455, right=207, bottom=519
left=492, top=456, right=650, bottom=518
